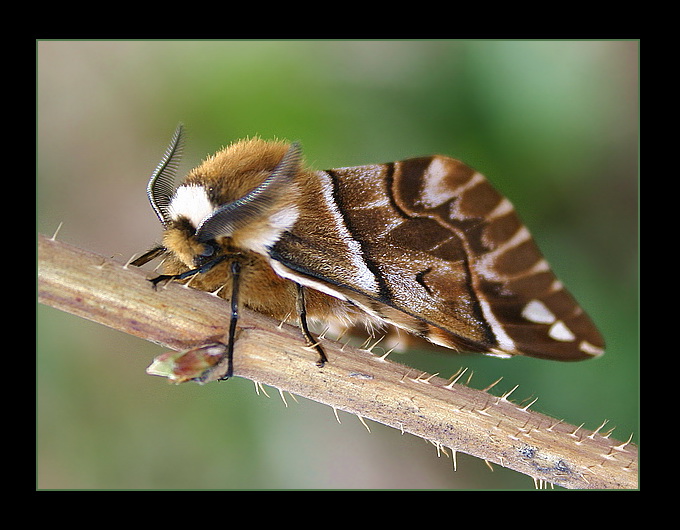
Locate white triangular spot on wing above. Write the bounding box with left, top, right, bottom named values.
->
left=549, top=321, right=576, bottom=342
left=522, top=299, right=556, bottom=324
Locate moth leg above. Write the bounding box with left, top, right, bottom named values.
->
left=296, top=283, right=328, bottom=367
left=148, top=255, right=227, bottom=289
left=218, top=260, right=242, bottom=380
left=130, top=245, right=166, bottom=267
left=148, top=268, right=200, bottom=288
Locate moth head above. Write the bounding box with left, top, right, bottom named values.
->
left=145, top=124, right=302, bottom=269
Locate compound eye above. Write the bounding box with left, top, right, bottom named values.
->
left=199, top=244, right=215, bottom=258
left=194, top=241, right=218, bottom=267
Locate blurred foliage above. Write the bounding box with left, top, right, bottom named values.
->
left=37, top=40, right=638, bottom=490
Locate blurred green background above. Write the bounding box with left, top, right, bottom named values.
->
left=37, top=40, right=638, bottom=490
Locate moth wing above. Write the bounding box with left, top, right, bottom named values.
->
left=270, top=156, right=604, bottom=361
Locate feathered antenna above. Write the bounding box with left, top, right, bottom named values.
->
left=195, top=142, right=301, bottom=242
left=147, top=123, right=185, bottom=227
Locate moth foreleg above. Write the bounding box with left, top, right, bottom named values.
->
left=147, top=254, right=228, bottom=289
left=296, top=283, right=328, bottom=368
left=130, top=245, right=167, bottom=267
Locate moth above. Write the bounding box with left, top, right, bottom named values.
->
left=133, top=124, right=604, bottom=380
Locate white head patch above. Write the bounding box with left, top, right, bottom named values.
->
left=168, top=185, right=214, bottom=227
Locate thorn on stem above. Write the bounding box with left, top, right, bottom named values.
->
left=50, top=221, right=64, bottom=241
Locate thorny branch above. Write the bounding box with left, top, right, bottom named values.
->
left=37, top=234, right=638, bottom=489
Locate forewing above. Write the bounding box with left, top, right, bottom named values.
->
left=271, top=157, right=604, bottom=361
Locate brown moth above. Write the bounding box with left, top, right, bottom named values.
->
left=133, top=124, right=604, bottom=380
